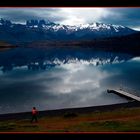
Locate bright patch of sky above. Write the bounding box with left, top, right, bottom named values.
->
left=0, top=8, right=140, bottom=30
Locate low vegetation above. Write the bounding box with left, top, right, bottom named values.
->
left=0, top=107, right=140, bottom=132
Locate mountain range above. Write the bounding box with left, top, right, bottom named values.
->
left=0, top=18, right=137, bottom=44
left=0, top=19, right=140, bottom=72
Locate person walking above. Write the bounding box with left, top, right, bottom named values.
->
left=31, top=107, right=38, bottom=123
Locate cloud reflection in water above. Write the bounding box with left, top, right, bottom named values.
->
left=0, top=59, right=134, bottom=114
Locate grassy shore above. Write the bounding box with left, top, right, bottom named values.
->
left=0, top=102, right=140, bottom=132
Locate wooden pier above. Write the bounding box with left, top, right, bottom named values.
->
left=107, top=89, right=140, bottom=101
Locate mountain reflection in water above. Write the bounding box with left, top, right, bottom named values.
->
left=0, top=47, right=139, bottom=114
left=0, top=47, right=133, bottom=72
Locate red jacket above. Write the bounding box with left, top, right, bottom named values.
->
left=32, top=109, right=38, bottom=115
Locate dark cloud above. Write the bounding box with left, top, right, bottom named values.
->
left=100, top=8, right=140, bottom=28
left=0, top=8, right=140, bottom=29
left=0, top=8, right=64, bottom=23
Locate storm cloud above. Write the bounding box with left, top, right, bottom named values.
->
left=0, top=8, right=140, bottom=30
left=0, top=8, right=65, bottom=24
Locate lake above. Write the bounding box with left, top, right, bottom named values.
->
left=0, top=47, right=140, bottom=114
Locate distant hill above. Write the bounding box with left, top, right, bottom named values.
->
left=0, top=18, right=137, bottom=44
left=0, top=19, right=139, bottom=55
left=27, top=32, right=140, bottom=56
left=0, top=41, right=17, bottom=51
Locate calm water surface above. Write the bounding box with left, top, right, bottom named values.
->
left=0, top=48, right=140, bottom=114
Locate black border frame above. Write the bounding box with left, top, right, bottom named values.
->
left=0, top=0, right=140, bottom=139
left=0, top=0, right=140, bottom=7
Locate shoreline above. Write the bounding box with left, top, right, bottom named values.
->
left=0, top=101, right=140, bottom=121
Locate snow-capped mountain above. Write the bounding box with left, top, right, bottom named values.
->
left=0, top=18, right=137, bottom=44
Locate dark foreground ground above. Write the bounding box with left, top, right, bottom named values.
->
left=0, top=101, right=140, bottom=132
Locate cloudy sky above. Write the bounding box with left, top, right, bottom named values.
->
left=0, top=8, right=140, bottom=30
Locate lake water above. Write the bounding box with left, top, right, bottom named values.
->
left=0, top=47, right=140, bottom=114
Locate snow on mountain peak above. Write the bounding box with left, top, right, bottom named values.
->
left=0, top=18, right=131, bottom=32
left=0, top=18, right=137, bottom=42
left=73, top=22, right=127, bottom=32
